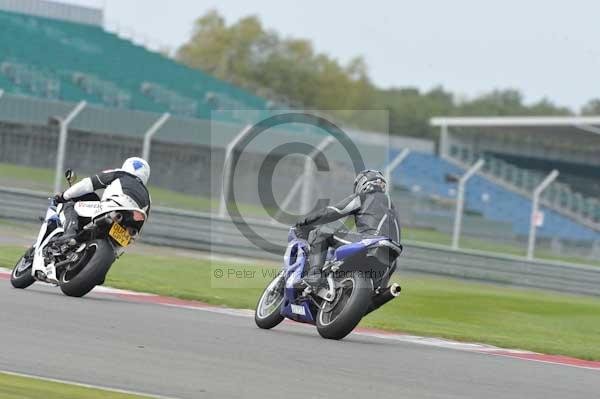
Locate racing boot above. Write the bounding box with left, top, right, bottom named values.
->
left=62, top=203, right=80, bottom=247
left=302, top=265, right=328, bottom=290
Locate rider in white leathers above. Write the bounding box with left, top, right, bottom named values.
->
left=53, top=157, right=151, bottom=241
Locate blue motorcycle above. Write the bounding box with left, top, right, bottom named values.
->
left=255, top=222, right=402, bottom=340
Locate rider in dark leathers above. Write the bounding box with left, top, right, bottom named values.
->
left=296, top=170, right=401, bottom=285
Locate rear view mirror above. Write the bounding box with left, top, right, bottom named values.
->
left=65, top=169, right=77, bottom=186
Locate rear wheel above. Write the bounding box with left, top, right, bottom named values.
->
left=316, top=275, right=372, bottom=340
left=59, top=240, right=115, bottom=297
left=10, top=247, right=35, bottom=289
left=255, top=273, right=285, bottom=329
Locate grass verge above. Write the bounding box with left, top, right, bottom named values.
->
left=0, top=162, right=270, bottom=217
left=2, top=244, right=600, bottom=360
left=0, top=372, right=151, bottom=399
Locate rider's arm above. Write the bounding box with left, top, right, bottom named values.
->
left=62, top=170, right=120, bottom=200
left=62, top=178, right=94, bottom=201
left=297, top=193, right=362, bottom=228
left=89, top=170, right=120, bottom=190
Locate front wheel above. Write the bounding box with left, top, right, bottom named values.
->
left=11, top=247, right=35, bottom=289
left=316, top=274, right=372, bottom=340
left=255, top=273, right=285, bottom=329
left=59, top=239, right=116, bottom=297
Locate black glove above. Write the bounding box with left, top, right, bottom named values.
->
left=53, top=192, right=67, bottom=204
left=296, top=215, right=312, bottom=226
left=294, top=224, right=311, bottom=240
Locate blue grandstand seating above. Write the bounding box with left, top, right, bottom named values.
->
left=392, top=151, right=600, bottom=242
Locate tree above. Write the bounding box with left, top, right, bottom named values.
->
left=581, top=99, right=600, bottom=115
left=177, top=10, right=374, bottom=114
left=177, top=10, right=580, bottom=138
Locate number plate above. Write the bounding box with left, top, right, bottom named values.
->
left=109, top=222, right=131, bottom=247
left=290, top=304, right=306, bottom=316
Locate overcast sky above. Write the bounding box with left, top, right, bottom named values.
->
left=62, top=0, right=599, bottom=110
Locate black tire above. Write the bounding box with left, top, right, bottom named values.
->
left=10, top=247, right=35, bottom=289
left=255, top=274, right=285, bottom=329
left=59, top=239, right=115, bottom=298
left=316, top=275, right=372, bottom=340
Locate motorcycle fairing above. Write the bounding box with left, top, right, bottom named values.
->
left=30, top=193, right=145, bottom=285
left=280, top=236, right=314, bottom=323
left=281, top=300, right=313, bottom=323
left=333, top=238, right=403, bottom=287
left=32, top=227, right=64, bottom=285
left=74, top=201, right=103, bottom=218
left=30, top=202, right=64, bottom=283
left=276, top=228, right=401, bottom=325
left=76, top=179, right=148, bottom=221
left=75, top=198, right=146, bottom=220
left=334, top=237, right=388, bottom=261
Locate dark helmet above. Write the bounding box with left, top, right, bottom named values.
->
left=353, top=170, right=387, bottom=194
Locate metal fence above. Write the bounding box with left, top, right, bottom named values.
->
left=1, top=91, right=598, bottom=260
left=2, top=187, right=599, bottom=297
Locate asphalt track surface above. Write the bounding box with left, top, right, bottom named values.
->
left=2, top=279, right=600, bottom=399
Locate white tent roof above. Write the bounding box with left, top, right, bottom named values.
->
left=431, top=116, right=600, bottom=132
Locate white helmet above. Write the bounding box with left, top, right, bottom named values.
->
left=122, top=157, right=150, bottom=185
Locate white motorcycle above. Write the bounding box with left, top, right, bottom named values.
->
left=10, top=170, right=147, bottom=297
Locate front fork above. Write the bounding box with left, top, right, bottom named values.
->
left=31, top=203, right=67, bottom=284
left=32, top=226, right=64, bottom=284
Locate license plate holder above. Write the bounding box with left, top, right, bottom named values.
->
left=109, top=222, right=131, bottom=247
left=290, top=304, right=306, bottom=316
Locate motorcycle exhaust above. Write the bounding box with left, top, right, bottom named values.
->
left=86, top=212, right=120, bottom=231
left=365, top=283, right=401, bottom=315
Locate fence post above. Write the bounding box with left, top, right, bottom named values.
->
left=53, top=101, right=87, bottom=193
left=527, top=170, right=559, bottom=260
left=299, top=136, right=336, bottom=215
left=0, top=89, right=4, bottom=99
left=384, top=148, right=411, bottom=193
left=452, top=158, right=485, bottom=250
left=142, top=113, right=170, bottom=162
left=273, top=136, right=336, bottom=221
left=219, top=125, right=252, bottom=218
left=439, top=123, right=449, bottom=159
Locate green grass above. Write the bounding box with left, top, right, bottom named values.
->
left=2, top=244, right=600, bottom=360
left=404, top=227, right=600, bottom=267
left=0, top=219, right=36, bottom=231
left=0, top=162, right=55, bottom=187
left=0, top=372, right=151, bottom=399
left=0, top=162, right=270, bottom=216
left=0, top=161, right=218, bottom=211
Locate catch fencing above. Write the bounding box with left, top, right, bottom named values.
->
left=3, top=92, right=598, bottom=260
left=1, top=186, right=599, bottom=297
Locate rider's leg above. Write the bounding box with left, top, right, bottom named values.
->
left=300, top=227, right=333, bottom=286
left=308, top=239, right=329, bottom=273
left=307, top=230, right=365, bottom=272
left=331, top=230, right=365, bottom=247
left=62, top=202, right=79, bottom=238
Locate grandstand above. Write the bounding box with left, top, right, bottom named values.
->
left=0, top=0, right=597, bottom=256
left=0, top=5, right=267, bottom=123
left=426, top=117, right=600, bottom=242
left=392, top=151, right=599, bottom=242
